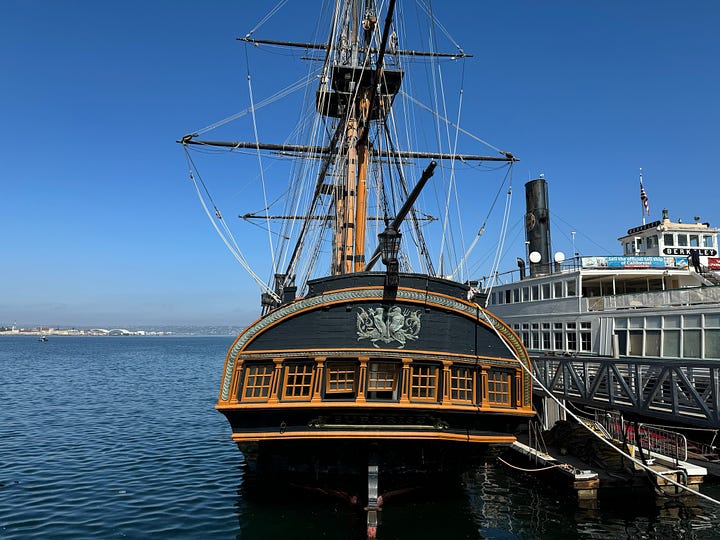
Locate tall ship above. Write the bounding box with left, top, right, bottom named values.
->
left=484, top=177, right=720, bottom=362
left=179, top=0, right=534, bottom=504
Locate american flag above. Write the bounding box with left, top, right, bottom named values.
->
left=640, top=179, right=649, bottom=215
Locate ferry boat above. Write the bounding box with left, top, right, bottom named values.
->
left=484, top=178, right=720, bottom=361
left=178, top=0, right=534, bottom=503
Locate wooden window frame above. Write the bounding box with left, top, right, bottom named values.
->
left=410, top=364, right=439, bottom=402
left=324, top=361, right=358, bottom=396
left=487, top=370, right=512, bottom=407
left=242, top=362, right=274, bottom=402
left=450, top=365, right=475, bottom=404
left=282, top=362, right=315, bottom=401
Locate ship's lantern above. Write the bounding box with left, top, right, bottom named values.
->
left=379, top=226, right=401, bottom=286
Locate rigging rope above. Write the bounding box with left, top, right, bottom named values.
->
left=183, top=148, right=280, bottom=301
left=244, top=44, right=278, bottom=280
left=483, top=176, right=514, bottom=306
left=400, top=90, right=507, bottom=156
left=245, top=0, right=289, bottom=38
left=448, top=163, right=514, bottom=280
left=192, top=76, right=310, bottom=137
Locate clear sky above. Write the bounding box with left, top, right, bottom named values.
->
left=2, top=1, right=719, bottom=328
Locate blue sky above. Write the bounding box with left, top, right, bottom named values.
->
left=2, top=1, right=719, bottom=327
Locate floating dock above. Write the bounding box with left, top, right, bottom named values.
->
left=504, top=423, right=707, bottom=502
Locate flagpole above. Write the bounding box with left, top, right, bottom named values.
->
left=640, top=168, right=645, bottom=225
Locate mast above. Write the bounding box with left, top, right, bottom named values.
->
left=327, top=0, right=398, bottom=275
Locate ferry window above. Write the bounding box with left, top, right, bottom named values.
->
left=531, top=285, right=539, bottom=301
left=450, top=366, right=475, bottom=403
left=615, top=332, right=627, bottom=355
left=690, top=235, right=699, bottom=247
left=677, top=234, right=688, bottom=247
left=554, top=282, right=563, bottom=298
left=615, top=318, right=627, bottom=329
left=663, top=331, right=681, bottom=357
left=553, top=331, right=563, bottom=350
left=645, top=331, right=661, bottom=356
left=505, top=289, right=512, bottom=304
left=703, top=235, right=714, bottom=248
left=282, top=362, right=314, bottom=400
left=513, top=288, right=520, bottom=303
left=629, top=331, right=643, bottom=356
left=553, top=322, right=563, bottom=330
left=705, top=330, right=720, bottom=359
left=683, top=330, right=701, bottom=358
left=646, top=316, right=661, bottom=329
left=487, top=371, right=512, bottom=407
left=647, top=235, right=657, bottom=248
left=683, top=314, right=701, bottom=328
left=629, top=317, right=643, bottom=329
left=624, top=243, right=633, bottom=255
left=490, top=292, right=496, bottom=305
left=566, top=280, right=577, bottom=296
left=325, top=361, right=358, bottom=396
left=542, top=331, right=551, bottom=349
left=367, top=361, right=399, bottom=400
left=542, top=323, right=551, bottom=329
left=705, top=314, right=720, bottom=327
left=580, top=321, right=591, bottom=329
left=410, top=364, right=439, bottom=401
left=567, top=331, right=577, bottom=351
left=664, top=234, right=674, bottom=246
left=580, top=331, right=591, bottom=352
left=663, top=315, right=680, bottom=329
left=242, top=363, right=274, bottom=400
left=522, top=286, right=530, bottom=301
left=542, top=283, right=551, bottom=299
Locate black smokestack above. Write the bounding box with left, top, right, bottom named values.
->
left=525, top=178, right=552, bottom=277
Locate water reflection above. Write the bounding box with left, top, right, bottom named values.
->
left=233, top=460, right=720, bottom=540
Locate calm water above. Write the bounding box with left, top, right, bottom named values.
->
left=2, top=336, right=720, bottom=539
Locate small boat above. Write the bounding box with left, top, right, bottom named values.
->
left=38, top=335, right=48, bottom=342
left=179, top=1, right=533, bottom=523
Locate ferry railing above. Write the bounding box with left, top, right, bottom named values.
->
left=532, top=356, right=720, bottom=429
left=588, top=284, right=720, bottom=311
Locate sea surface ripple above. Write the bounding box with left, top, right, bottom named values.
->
left=1, top=336, right=719, bottom=539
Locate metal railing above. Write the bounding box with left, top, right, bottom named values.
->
left=588, top=285, right=720, bottom=311
left=533, top=356, right=720, bottom=429
left=595, top=411, right=688, bottom=465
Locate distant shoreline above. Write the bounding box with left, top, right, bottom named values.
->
left=0, top=329, right=238, bottom=337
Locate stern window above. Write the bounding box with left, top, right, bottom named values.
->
left=450, top=366, right=474, bottom=403
left=410, top=364, right=439, bottom=401
left=242, top=363, right=274, bottom=401
left=487, top=371, right=512, bottom=407
left=367, top=361, right=400, bottom=400
left=282, top=363, right=314, bottom=400
left=325, top=361, right=358, bottom=396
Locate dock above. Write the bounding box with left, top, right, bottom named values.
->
left=503, top=420, right=707, bottom=502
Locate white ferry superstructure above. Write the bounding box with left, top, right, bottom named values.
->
left=483, top=178, right=720, bottom=361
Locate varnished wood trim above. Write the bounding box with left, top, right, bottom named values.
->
left=216, top=401, right=535, bottom=415
left=230, top=431, right=517, bottom=444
